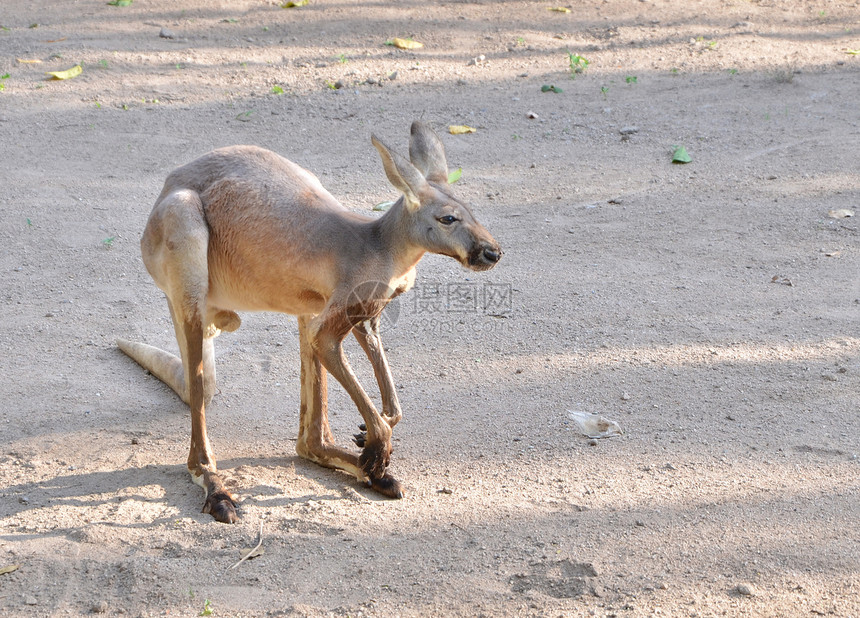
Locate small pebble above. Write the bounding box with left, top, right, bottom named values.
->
left=736, top=583, right=756, bottom=597
left=159, top=27, right=175, bottom=39
left=24, top=595, right=37, bottom=606
left=619, top=126, right=639, bottom=135
left=131, top=437, right=140, bottom=445
left=92, top=601, right=109, bottom=613
left=621, top=392, right=631, bottom=401
left=588, top=439, right=598, bottom=447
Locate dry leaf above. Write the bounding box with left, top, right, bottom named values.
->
left=548, top=6, right=572, bottom=12
left=17, top=58, right=43, bottom=64
left=568, top=411, right=623, bottom=438
left=0, top=564, right=20, bottom=575
left=228, top=520, right=264, bottom=570
left=239, top=546, right=264, bottom=560
left=46, top=64, right=82, bottom=80
left=391, top=37, right=423, bottom=50
left=828, top=209, right=854, bottom=219
left=771, top=275, right=794, bottom=287
left=449, top=125, right=477, bottom=135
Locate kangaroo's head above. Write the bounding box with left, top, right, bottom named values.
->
left=372, top=122, right=502, bottom=272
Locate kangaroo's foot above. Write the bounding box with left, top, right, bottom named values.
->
left=369, top=473, right=404, bottom=499
left=202, top=489, right=239, bottom=523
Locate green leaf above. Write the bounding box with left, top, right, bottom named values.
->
left=107, top=0, right=133, bottom=6
left=541, top=84, right=562, bottom=93
left=199, top=600, right=213, bottom=616
left=567, top=52, right=589, bottom=78
left=271, top=85, right=284, bottom=94
left=447, top=167, right=462, bottom=184
left=671, top=145, right=692, bottom=164
left=625, top=75, right=637, bottom=84
left=281, top=0, right=309, bottom=7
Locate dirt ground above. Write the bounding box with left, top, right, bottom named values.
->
left=1, top=0, right=859, bottom=616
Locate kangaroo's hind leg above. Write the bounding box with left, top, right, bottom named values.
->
left=295, top=315, right=367, bottom=482
left=141, top=188, right=238, bottom=523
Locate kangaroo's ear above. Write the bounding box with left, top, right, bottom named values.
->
left=372, top=134, right=427, bottom=210
left=408, top=121, right=449, bottom=185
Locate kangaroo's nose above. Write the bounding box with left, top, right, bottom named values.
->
left=483, top=247, right=501, bottom=263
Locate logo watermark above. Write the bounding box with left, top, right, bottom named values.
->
left=347, top=280, right=513, bottom=335
left=413, top=281, right=512, bottom=316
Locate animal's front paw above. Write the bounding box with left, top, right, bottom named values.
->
left=203, top=490, right=239, bottom=523
left=359, top=440, right=391, bottom=480
left=354, top=424, right=394, bottom=452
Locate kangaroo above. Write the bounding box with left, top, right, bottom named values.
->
left=117, top=122, right=502, bottom=523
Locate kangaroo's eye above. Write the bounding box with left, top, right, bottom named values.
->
left=438, top=215, right=458, bottom=225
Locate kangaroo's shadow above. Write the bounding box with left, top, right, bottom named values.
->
left=0, top=454, right=390, bottom=541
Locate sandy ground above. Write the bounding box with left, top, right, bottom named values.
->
left=1, top=0, right=859, bottom=616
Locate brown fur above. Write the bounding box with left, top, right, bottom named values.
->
left=117, top=122, right=501, bottom=523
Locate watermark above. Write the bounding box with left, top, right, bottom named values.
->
left=413, top=281, right=513, bottom=316
left=347, top=280, right=513, bottom=335
left=345, top=280, right=402, bottom=331
left=408, top=281, right=513, bottom=337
